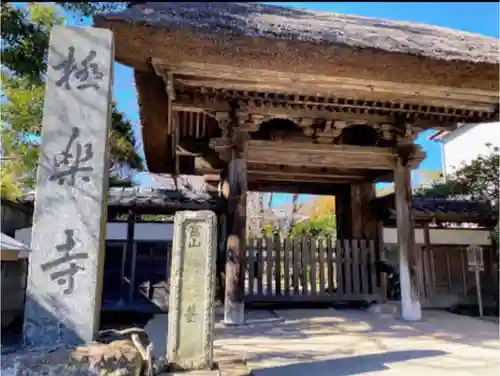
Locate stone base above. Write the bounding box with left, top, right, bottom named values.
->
left=367, top=302, right=400, bottom=316
left=401, top=298, right=422, bottom=321
left=224, top=301, right=244, bottom=325
left=1, top=340, right=143, bottom=376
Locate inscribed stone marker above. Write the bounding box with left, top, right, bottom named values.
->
left=23, top=26, right=114, bottom=347
left=167, top=211, right=217, bottom=370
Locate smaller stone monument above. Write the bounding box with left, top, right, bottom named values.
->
left=167, top=211, right=217, bottom=370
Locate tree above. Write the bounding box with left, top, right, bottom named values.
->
left=286, top=193, right=301, bottom=236
left=1, top=3, right=142, bottom=199
left=306, top=195, right=336, bottom=218
left=292, top=214, right=337, bottom=238
left=414, top=144, right=499, bottom=205
left=415, top=143, right=499, bottom=243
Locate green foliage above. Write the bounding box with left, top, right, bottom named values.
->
left=415, top=144, right=499, bottom=243
left=292, top=214, right=337, bottom=238
left=109, top=176, right=133, bottom=187
left=1, top=3, right=63, bottom=83
left=56, top=2, right=125, bottom=18
left=414, top=143, right=499, bottom=205
left=1, top=3, right=143, bottom=199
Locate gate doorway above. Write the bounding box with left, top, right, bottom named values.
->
left=245, top=236, right=382, bottom=303
left=102, top=240, right=172, bottom=312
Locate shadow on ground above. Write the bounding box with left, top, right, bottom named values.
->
left=215, top=308, right=499, bottom=350
left=252, top=350, right=447, bottom=376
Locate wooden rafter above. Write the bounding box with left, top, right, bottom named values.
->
left=152, top=59, right=499, bottom=116
left=171, top=89, right=494, bottom=130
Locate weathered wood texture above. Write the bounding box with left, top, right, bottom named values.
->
left=394, top=156, right=422, bottom=319
left=223, top=123, right=248, bottom=322
left=245, top=236, right=381, bottom=302
left=351, top=182, right=378, bottom=240
left=419, top=245, right=497, bottom=308
left=134, top=70, right=174, bottom=174
left=239, top=140, right=425, bottom=171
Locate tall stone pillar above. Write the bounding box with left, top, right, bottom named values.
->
left=23, top=26, right=114, bottom=347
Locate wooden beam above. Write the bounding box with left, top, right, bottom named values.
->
left=394, top=156, right=422, bottom=321
left=226, top=140, right=425, bottom=171
left=248, top=181, right=346, bottom=195
left=153, top=60, right=499, bottom=111
left=248, top=170, right=366, bottom=184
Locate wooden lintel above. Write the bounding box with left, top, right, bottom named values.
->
left=248, top=181, right=344, bottom=195
left=153, top=59, right=499, bottom=112
left=219, top=140, right=425, bottom=171
left=248, top=171, right=365, bottom=184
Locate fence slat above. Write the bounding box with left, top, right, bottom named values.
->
left=301, top=236, right=309, bottom=295
left=284, top=237, right=290, bottom=296
left=275, top=236, right=282, bottom=295
left=318, top=239, right=326, bottom=294
left=335, top=240, right=343, bottom=295
left=292, top=237, right=300, bottom=294
left=360, top=240, right=369, bottom=295
left=327, top=237, right=335, bottom=294
left=344, top=239, right=352, bottom=295
left=310, top=239, right=318, bottom=295
left=266, top=236, right=273, bottom=295
left=257, top=238, right=264, bottom=295
left=368, top=240, right=377, bottom=296
left=351, top=240, right=361, bottom=294
left=247, top=237, right=256, bottom=296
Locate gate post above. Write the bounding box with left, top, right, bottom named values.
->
left=216, top=108, right=248, bottom=325
left=394, top=155, right=422, bottom=321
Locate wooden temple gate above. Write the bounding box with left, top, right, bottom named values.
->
left=96, top=3, right=499, bottom=321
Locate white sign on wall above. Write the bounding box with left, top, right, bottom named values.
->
left=466, top=244, right=484, bottom=271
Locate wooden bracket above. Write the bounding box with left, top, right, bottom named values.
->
left=315, top=120, right=348, bottom=144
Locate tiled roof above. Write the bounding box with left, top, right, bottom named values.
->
left=374, top=194, right=496, bottom=224
left=17, top=187, right=221, bottom=213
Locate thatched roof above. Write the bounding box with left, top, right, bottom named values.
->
left=97, top=2, right=498, bottom=64
left=95, top=3, right=499, bottom=174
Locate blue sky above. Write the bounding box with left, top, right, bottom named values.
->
left=19, top=2, right=500, bottom=207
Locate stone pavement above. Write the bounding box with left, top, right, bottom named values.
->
left=215, top=308, right=500, bottom=376
left=148, top=308, right=500, bottom=375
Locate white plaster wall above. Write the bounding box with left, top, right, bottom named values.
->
left=15, top=222, right=174, bottom=247
left=383, top=227, right=491, bottom=246
left=443, top=122, right=500, bottom=176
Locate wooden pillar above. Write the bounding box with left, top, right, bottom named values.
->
left=223, top=116, right=248, bottom=325
left=394, top=157, right=422, bottom=321
left=351, top=183, right=363, bottom=239
left=351, top=182, right=378, bottom=240
left=336, top=185, right=352, bottom=240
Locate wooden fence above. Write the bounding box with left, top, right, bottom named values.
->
left=245, top=236, right=382, bottom=303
